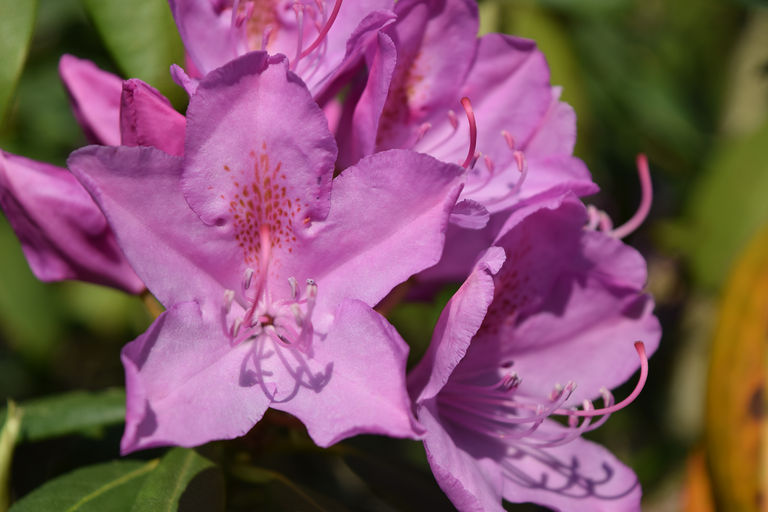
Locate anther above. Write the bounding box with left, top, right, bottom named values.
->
left=599, top=211, right=613, bottom=232
left=610, top=154, right=653, bottom=239
left=447, top=110, right=458, bottom=130
left=288, top=277, right=298, bottom=299
left=261, top=24, right=273, bottom=50
left=502, top=372, right=521, bottom=391
left=586, top=204, right=601, bottom=231
left=231, top=317, right=243, bottom=337
left=223, top=289, right=235, bottom=314
left=513, top=150, right=527, bottom=173
left=460, top=97, right=477, bottom=170
left=501, top=130, right=515, bottom=150
left=235, top=1, right=254, bottom=27
left=243, top=268, right=254, bottom=290
left=483, top=155, right=495, bottom=174
left=549, top=383, right=564, bottom=402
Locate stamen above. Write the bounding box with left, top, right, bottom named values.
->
left=549, top=383, right=565, bottom=402
left=231, top=317, right=243, bottom=337
left=223, top=289, right=235, bottom=314
left=610, top=154, right=653, bottom=239
left=482, top=150, right=529, bottom=207
left=291, top=3, right=305, bottom=71
left=599, top=211, right=613, bottom=232
left=555, top=341, right=648, bottom=418
left=288, top=277, right=299, bottom=299
left=261, top=24, right=273, bottom=50
left=483, top=155, right=495, bottom=174
left=460, top=97, right=477, bottom=170
left=586, top=204, right=601, bottom=231
left=235, top=1, right=254, bottom=27
left=447, top=110, right=458, bottom=130
left=501, top=130, right=516, bottom=150
left=401, top=123, right=432, bottom=149
left=290, top=303, right=303, bottom=327
left=230, top=0, right=241, bottom=29
left=299, top=0, right=343, bottom=59
left=243, top=268, right=254, bottom=290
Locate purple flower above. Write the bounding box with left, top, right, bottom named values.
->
left=168, top=0, right=396, bottom=102
left=67, top=52, right=467, bottom=453
left=340, top=0, right=597, bottom=212
left=407, top=193, right=661, bottom=512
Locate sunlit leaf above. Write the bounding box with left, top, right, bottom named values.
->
left=0, top=400, right=23, bottom=511
left=0, top=0, right=38, bottom=125
left=81, top=0, right=186, bottom=109
left=660, top=118, right=768, bottom=290
left=9, top=459, right=158, bottom=512
left=705, top=222, right=768, bottom=510
left=0, top=389, right=125, bottom=443
left=130, top=448, right=224, bottom=512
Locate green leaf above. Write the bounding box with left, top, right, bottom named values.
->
left=130, top=448, right=224, bottom=512
left=659, top=118, right=768, bottom=290
left=81, top=0, right=186, bottom=109
left=0, top=400, right=23, bottom=512
left=9, top=459, right=158, bottom=512
left=0, top=389, right=125, bottom=443
left=0, top=0, right=38, bottom=125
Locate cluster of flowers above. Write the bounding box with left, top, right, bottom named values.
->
left=0, top=0, right=661, bottom=510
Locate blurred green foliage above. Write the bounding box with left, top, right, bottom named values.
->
left=0, top=0, right=767, bottom=510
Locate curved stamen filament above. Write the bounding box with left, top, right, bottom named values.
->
left=554, top=341, right=648, bottom=418
left=291, top=4, right=305, bottom=71
left=460, top=97, right=477, bottom=169
left=481, top=150, right=529, bottom=207
left=300, top=0, right=343, bottom=59
left=610, top=154, right=653, bottom=239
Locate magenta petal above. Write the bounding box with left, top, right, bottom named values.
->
left=120, top=79, right=186, bottom=157
left=286, top=150, right=466, bottom=331
left=501, top=432, right=642, bottom=512
left=181, top=51, right=337, bottom=297
left=522, top=87, right=577, bottom=158
left=450, top=199, right=490, bottom=229
left=335, top=30, right=396, bottom=169
left=59, top=54, right=122, bottom=146
left=408, top=247, right=505, bottom=404
left=270, top=299, right=423, bottom=446
left=67, top=145, right=236, bottom=307
left=121, top=301, right=273, bottom=453
left=0, top=151, right=143, bottom=293
left=419, top=400, right=506, bottom=512
left=170, top=63, right=199, bottom=97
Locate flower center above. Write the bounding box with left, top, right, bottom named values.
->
left=436, top=341, right=648, bottom=447
left=222, top=225, right=318, bottom=353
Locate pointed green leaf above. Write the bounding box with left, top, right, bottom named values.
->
left=0, top=389, right=125, bottom=443
left=130, top=448, right=224, bottom=512
left=0, top=0, right=38, bottom=125
left=81, top=0, right=186, bottom=109
left=0, top=400, right=23, bottom=512
left=9, top=459, right=158, bottom=512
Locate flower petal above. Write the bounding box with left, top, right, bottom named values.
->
left=270, top=299, right=423, bottom=446
left=168, top=0, right=235, bottom=76
left=121, top=300, right=273, bottom=453
left=285, top=149, right=466, bottom=332
left=181, top=51, right=337, bottom=300
left=68, top=145, right=234, bottom=307
left=0, top=150, right=143, bottom=293
left=120, top=79, right=186, bottom=157
left=500, top=433, right=642, bottom=512
left=419, top=400, right=506, bottom=512
left=58, top=54, right=122, bottom=146
left=408, top=246, right=505, bottom=404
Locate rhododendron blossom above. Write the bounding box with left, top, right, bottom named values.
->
left=68, top=52, right=467, bottom=453
left=168, top=0, right=396, bottom=102
left=407, top=193, right=661, bottom=512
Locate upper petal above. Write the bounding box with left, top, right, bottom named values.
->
left=68, top=145, right=234, bottom=307
left=377, top=0, right=479, bottom=151
left=168, top=0, right=236, bottom=76
left=181, top=51, right=337, bottom=301
left=270, top=299, right=423, bottom=447
left=0, top=150, right=143, bottom=293
left=522, top=87, right=577, bottom=158
left=59, top=54, right=122, bottom=146
left=121, top=300, right=273, bottom=453
left=120, top=79, right=186, bottom=156
left=284, top=149, right=466, bottom=332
